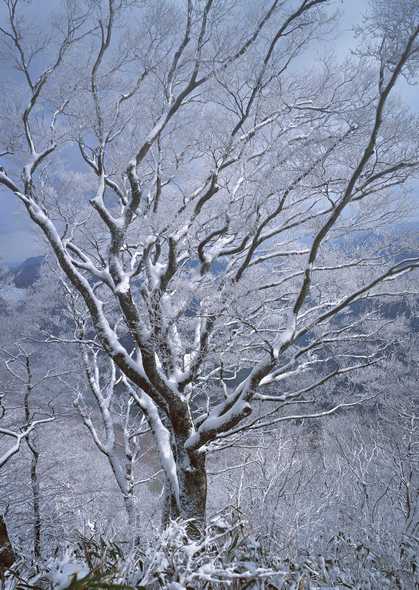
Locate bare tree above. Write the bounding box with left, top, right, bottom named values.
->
left=0, top=344, right=58, bottom=562
left=0, top=0, right=418, bottom=532
left=71, top=345, right=146, bottom=529
left=0, top=397, right=53, bottom=472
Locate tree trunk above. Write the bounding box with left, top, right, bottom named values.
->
left=0, top=515, right=14, bottom=575
left=24, top=358, right=42, bottom=561
left=30, top=443, right=41, bottom=561
left=104, top=449, right=136, bottom=530
left=162, top=443, right=207, bottom=538
left=123, top=493, right=136, bottom=531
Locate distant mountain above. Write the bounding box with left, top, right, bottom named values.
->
left=12, top=256, right=44, bottom=288
left=0, top=256, right=45, bottom=308
left=2, top=221, right=417, bottom=292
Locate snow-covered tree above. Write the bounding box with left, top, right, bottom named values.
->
left=0, top=344, right=55, bottom=566
left=0, top=0, right=418, bottom=532
left=72, top=342, right=146, bottom=529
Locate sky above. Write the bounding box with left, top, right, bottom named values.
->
left=0, top=0, right=417, bottom=264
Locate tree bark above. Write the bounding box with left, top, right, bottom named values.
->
left=23, top=357, right=42, bottom=561
left=29, top=442, right=41, bottom=561
left=0, top=515, right=14, bottom=575
left=123, top=493, right=136, bottom=531
left=162, top=442, right=207, bottom=538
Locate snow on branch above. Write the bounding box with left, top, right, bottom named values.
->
left=0, top=416, right=54, bottom=469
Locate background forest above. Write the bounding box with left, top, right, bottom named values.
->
left=0, top=236, right=417, bottom=587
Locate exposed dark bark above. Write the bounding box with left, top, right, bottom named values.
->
left=28, top=439, right=41, bottom=561
left=162, top=442, right=207, bottom=539
left=0, top=515, right=14, bottom=575
left=23, top=356, right=42, bottom=560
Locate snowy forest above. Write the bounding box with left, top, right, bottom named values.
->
left=0, top=0, right=418, bottom=588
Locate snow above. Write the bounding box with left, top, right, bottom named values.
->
left=273, top=325, right=295, bottom=359
left=148, top=260, right=166, bottom=289
left=173, top=225, right=188, bottom=241
left=115, top=274, right=130, bottom=294
left=144, top=234, right=156, bottom=247
left=260, top=366, right=306, bottom=386
left=135, top=391, right=180, bottom=508
left=185, top=399, right=251, bottom=449
left=202, top=235, right=234, bottom=266
left=134, top=348, right=148, bottom=380
left=45, top=552, right=89, bottom=589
